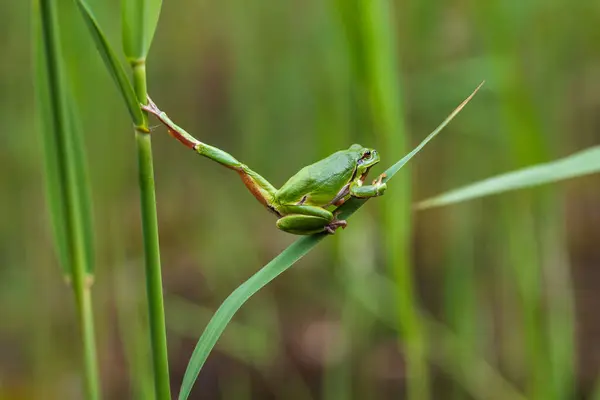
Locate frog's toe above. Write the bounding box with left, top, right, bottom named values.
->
left=372, top=173, right=387, bottom=185
left=141, top=96, right=161, bottom=116
left=325, top=219, right=347, bottom=234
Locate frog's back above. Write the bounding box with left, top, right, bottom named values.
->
left=275, top=150, right=358, bottom=206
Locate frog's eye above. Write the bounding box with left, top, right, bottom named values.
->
left=358, top=150, right=374, bottom=165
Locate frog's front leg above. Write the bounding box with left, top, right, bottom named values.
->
left=349, top=173, right=387, bottom=199
left=275, top=205, right=346, bottom=235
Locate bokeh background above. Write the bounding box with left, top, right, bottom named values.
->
left=2, top=0, right=600, bottom=399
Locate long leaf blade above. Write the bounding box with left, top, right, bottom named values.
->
left=177, top=235, right=325, bottom=400
left=75, top=0, right=144, bottom=126
left=34, top=1, right=96, bottom=278
left=122, top=0, right=163, bottom=62
left=66, top=90, right=96, bottom=275
left=177, top=83, right=482, bottom=400
left=418, top=145, right=600, bottom=209
left=35, top=0, right=101, bottom=395
left=34, top=13, right=70, bottom=276
left=383, top=81, right=485, bottom=181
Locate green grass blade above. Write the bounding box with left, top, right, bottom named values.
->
left=35, top=0, right=100, bottom=396
left=177, top=235, right=325, bottom=400
left=36, top=26, right=95, bottom=278
left=383, top=81, right=485, bottom=181
left=66, top=91, right=95, bottom=276
left=122, top=0, right=163, bottom=62
left=34, top=20, right=70, bottom=277
left=357, top=0, right=423, bottom=395
left=177, top=84, right=482, bottom=400
left=418, top=144, right=600, bottom=209
left=75, top=0, right=144, bottom=127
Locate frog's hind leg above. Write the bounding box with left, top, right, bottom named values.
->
left=143, top=96, right=279, bottom=213
left=276, top=205, right=346, bottom=235
left=277, top=215, right=331, bottom=235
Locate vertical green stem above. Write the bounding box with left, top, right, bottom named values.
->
left=81, top=286, right=101, bottom=399
left=358, top=0, right=429, bottom=398
left=37, top=0, right=100, bottom=398
left=475, top=2, right=567, bottom=397
left=132, top=62, right=172, bottom=400
left=133, top=63, right=149, bottom=121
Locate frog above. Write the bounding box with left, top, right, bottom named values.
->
left=142, top=96, right=387, bottom=235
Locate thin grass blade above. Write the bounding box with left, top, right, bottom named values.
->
left=34, top=13, right=70, bottom=277
left=35, top=0, right=95, bottom=279
left=35, top=0, right=100, bottom=395
left=75, top=0, right=144, bottom=127
left=177, top=84, right=482, bottom=400
left=418, top=145, right=600, bottom=209
left=177, top=235, right=325, bottom=400
left=383, top=81, right=485, bottom=181
left=66, top=90, right=95, bottom=275
left=122, top=0, right=163, bottom=62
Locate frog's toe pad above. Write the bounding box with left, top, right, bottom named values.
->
left=325, top=219, right=347, bottom=234
left=372, top=173, right=387, bottom=185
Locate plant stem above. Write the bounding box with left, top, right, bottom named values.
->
left=358, top=0, right=430, bottom=397
left=81, top=285, right=101, bottom=399
left=133, top=63, right=149, bottom=127
left=132, top=61, right=172, bottom=400
left=37, top=0, right=100, bottom=398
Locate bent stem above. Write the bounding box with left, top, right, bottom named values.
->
left=133, top=62, right=171, bottom=400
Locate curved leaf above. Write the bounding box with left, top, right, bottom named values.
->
left=75, top=0, right=144, bottom=127
left=122, top=0, right=163, bottom=62
left=178, top=82, right=484, bottom=400
left=418, top=145, right=600, bottom=209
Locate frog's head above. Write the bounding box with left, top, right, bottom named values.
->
left=349, top=144, right=380, bottom=178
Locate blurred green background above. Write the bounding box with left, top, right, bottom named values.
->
left=3, top=0, right=600, bottom=398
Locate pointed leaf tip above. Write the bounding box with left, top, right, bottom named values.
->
left=75, top=0, right=144, bottom=126
left=122, top=0, right=163, bottom=62
left=382, top=81, right=484, bottom=181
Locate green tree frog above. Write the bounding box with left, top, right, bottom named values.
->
left=142, top=97, right=387, bottom=235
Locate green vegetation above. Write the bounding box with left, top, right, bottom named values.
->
left=177, top=85, right=481, bottom=399
left=34, top=0, right=99, bottom=398
left=2, top=0, right=598, bottom=399
left=75, top=0, right=169, bottom=398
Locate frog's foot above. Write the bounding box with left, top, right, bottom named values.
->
left=325, top=219, right=347, bottom=234
left=141, top=95, right=162, bottom=116
left=333, top=198, right=347, bottom=207
left=372, top=173, right=387, bottom=186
